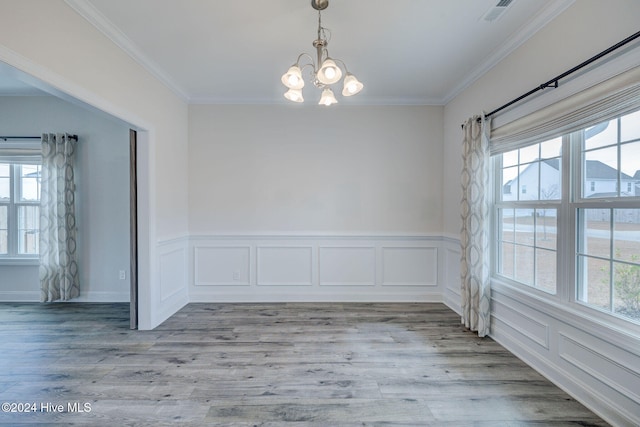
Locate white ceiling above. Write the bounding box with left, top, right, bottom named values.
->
left=2, top=0, right=574, bottom=104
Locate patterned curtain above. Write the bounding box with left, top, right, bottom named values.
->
left=39, top=133, right=79, bottom=302
left=460, top=116, right=491, bottom=337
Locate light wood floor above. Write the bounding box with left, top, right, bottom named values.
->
left=0, top=302, right=607, bottom=426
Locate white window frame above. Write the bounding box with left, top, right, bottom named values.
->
left=492, top=113, right=640, bottom=330
left=0, top=162, right=41, bottom=265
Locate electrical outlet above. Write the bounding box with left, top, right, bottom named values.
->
left=232, top=271, right=240, bottom=281
left=119, top=270, right=126, bottom=280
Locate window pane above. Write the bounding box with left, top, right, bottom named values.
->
left=579, top=209, right=611, bottom=259
left=0, top=177, right=8, bottom=201
left=519, top=144, right=539, bottom=164
left=536, top=248, right=556, bottom=293
left=500, top=242, right=514, bottom=278
left=540, top=159, right=561, bottom=200
left=0, top=164, right=9, bottom=201
left=0, top=205, right=7, bottom=254
left=613, top=261, right=640, bottom=321
left=613, top=209, right=640, bottom=263
left=519, top=163, right=538, bottom=200
left=20, top=164, right=41, bottom=201
left=620, top=142, right=640, bottom=198
left=621, top=110, right=640, bottom=143
left=503, top=150, right=518, bottom=168
left=585, top=119, right=618, bottom=150
left=18, top=205, right=39, bottom=254
left=535, top=209, right=556, bottom=250
left=584, top=147, right=618, bottom=198
left=514, top=245, right=534, bottom=285
left=578, top=256, right=610, bottom=311
left=515, top=209, right=534, bottom=245
left=500, top=208, right=515, bottom=242
left=540, top=137, right=562, bottom=159
left=501, top=166, right=518, bottom=201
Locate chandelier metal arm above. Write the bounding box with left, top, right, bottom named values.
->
left=295, top=53, right=315, bottom=68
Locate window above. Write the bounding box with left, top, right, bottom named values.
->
left=493, top=109, right=640, bottom=324
left=0, top=162, right=41, bottom=258
left=496, top=138, right=561, bottom=294
left=576, top=110, right=640, bottom=322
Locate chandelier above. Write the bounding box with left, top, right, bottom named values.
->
left=281, top=0, right=364, bottom=105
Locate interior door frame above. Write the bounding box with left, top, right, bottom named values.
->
left=129, top=129, right=138, bottom=329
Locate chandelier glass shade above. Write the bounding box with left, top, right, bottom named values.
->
left=281, top=0, right=363, bottom=105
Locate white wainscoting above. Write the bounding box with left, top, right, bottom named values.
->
left=155, top=237, right=189, bottom=325
left=442, top=237, right=462, bottom=314
left=443, top=236, right=640, bottom=426
left=490, top=283, right=640, bottom=426
left=188, top=235, right=446, bottom=302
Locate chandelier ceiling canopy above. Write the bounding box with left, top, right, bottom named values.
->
left=281, top=0, right=364, bottom=106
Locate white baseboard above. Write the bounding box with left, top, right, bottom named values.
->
left=71, top=291, right=130, bottom=303
left=189, top=289, right=443, bottom=303
left=0, top=290, right=130, bottom=302
left=0, top=291, right=40, bottom=302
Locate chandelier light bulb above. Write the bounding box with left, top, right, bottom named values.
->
left=317, top=59, right=342, bottom=85
left=319, top=88, right=338, bottom=106
left=342, top=73, right=364, bottom=96
left=324, top=67, right=336, bottom=80
left=281, top=66, right=304, bottom=90
left=284, top=88, right=304, bottom=103
left=288, top=74, right=300, bottom=87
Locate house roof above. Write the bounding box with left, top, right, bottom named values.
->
left=503, top=158, right=635, bottom=194
left=587, top=160, right=633, bottom=180
left=543, top=158, right=560, bottom=170
left=542, top=158, right=633, bottom=180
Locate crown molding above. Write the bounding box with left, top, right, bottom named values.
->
left=64, top=0, right=190, bottom=103
left=64, top=0, right=574, bottom=107
left=442, top=0, right=575, bottom=105
left=188, top=95, right=445, bottom=106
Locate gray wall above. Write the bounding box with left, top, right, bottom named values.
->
left=0, top=96, right=130, bottom=301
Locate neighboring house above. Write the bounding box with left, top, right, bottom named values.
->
left=504, top=158, right=638, bottom=201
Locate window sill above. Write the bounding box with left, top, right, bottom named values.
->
left=490, top=277, right=640, bottom=350
left=0, top=258, right=40, bottom=266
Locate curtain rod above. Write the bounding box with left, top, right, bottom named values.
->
left=0, top=135, right=78, bottom=141
left=461, top=30, right=640, bottom=129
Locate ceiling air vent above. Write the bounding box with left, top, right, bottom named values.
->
left=482, top=0, right=514, bottom=22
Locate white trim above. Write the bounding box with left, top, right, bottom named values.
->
left=558, top=331, right=640, bottom=403
left=64, top=0, right=190, bottom=103
left=188, top=233, right=445, bottom=240
left=492, top=281, right=640, bottom=358
left=490, top=319, right=638, bottom=427
left=189, top=95, right=445, bottom=106
left=188, top=290, right=444, bottom=303
left=0, top=291, right=39, bottom=301
left=0, top=290, right=130, bottom=302
left=0, top=258, right=39, bottom=266
left=71, top=291, right=130, bottom=303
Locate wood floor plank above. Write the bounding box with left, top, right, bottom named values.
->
left=0, top=302, right=608, bottom=426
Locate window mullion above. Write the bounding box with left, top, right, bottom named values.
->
left=559, top=133, right=576, bottom=303
left=8, top=164, right=17, bottom=257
